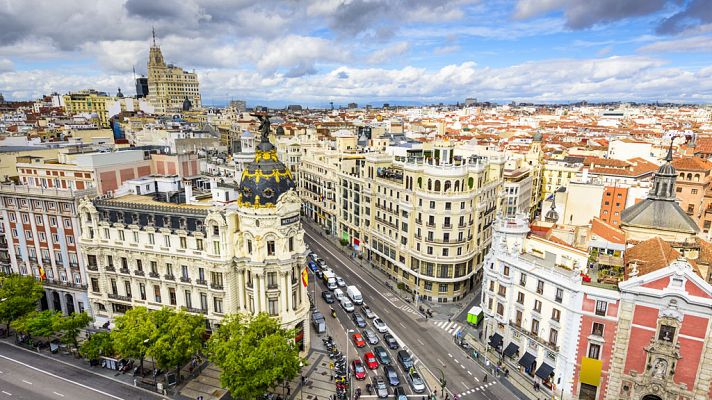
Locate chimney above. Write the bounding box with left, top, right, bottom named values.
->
left=184, top=181, right=193, bottom=203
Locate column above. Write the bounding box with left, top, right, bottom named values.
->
left=58, top=291, right=68, bottom=315
left=281, top=272, right=288, bottom=313
left=286, top=271, right=293, bottom=312
left=259, top=273, right=266, bottom=312
left=236, top=269, right=244, bottom=310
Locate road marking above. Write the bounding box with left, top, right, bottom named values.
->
left=417, top=339, right=424, bottom=346
left=461, top=364, right=466, bottom=369
left=467, top=371, right=472, bottom=375
left=21, top=380, right=32, bottom=385
left=0, top=354, right=126, bottom=400
left=1, top=391, right=10, bottom=396
left=437, top=358, right=445, bottom=366
left=461, top=381, right=467, bottom=387
left=454, top=358, right=459, bottom=363
left=448, top=353, right=452, bottom=357
left=474, top=377, right=479, bottom=382
left=399, top=322, right=406, bottom=328
left=53, top=392, right=65, bottom=397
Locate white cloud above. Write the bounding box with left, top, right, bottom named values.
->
left=639, top=35, right=712, bottom=53
left=0, top=58, right=14, bottom=72
left=367, top=42, right=410, bottom=64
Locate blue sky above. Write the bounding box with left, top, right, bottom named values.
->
left=0, top=0, right=711, bottom=105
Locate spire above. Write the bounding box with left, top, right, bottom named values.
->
left=665, top=140, right=674, bottom=162
left=152, top=27, right=156, bottom=47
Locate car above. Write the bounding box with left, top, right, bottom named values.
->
left=316, top=258, right=326, bottom=268
left=393, top=386, right=407, bottom=400
left=383, top=333, right=399, bottom=350
left=307, top=261, right=319, bottom=272
left=373, top=318, right=388, bottom=333
left=309, top=252, right=318, bottom=262
left=383, top=365, right=400, bottom=386
left=315, top=269, right=324, bottom=279
left=363, top=329, right=379, bottom=345
left=408, top=371, right=426, bottom=393
left=373, top=376, right=389, bottom=398
left=363, top=352, right=379, bottom=369
left=351, top=312, right=367, bottom=328
left=373, top=346, right=391, bottom=365
left=397, top=350, right=413, bottom=370
left=336, top=276, right=346, bottom=287
left=340, top=298, right=355, bottom=312
left=321, top=290, right=335, bottom=303
left=352, top=360, right=367, bottom=380
left=352, top=333, right=366, bottom=348
left=362, top=305, right=376, bottom=319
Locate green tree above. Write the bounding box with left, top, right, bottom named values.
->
left=79, top=331, right=115, bottom=360
left=55, top=312, right=92, bottom=348
left=11, top=310, right=60, bottom=341
left=148, top=308, right=205, bottom=383
left=111, top=307, right=155, bottom=374
left=0, top=274, right=44, bottom=336
left=208, top=313, right=303, bottom=399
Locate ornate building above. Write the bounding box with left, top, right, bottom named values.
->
left=146, top=31, right=202, bottom=115
left=78, top=119, right=310, bottom=352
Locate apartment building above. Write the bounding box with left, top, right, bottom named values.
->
left=672, top=157, right=712, bottom=237
left=62, top=89, right=111, bottom=127
left=147, top=37, right=201, bottom=114
left=0, top=184, right=96, bottom=315
left=542, top=157, right=583, bottom=200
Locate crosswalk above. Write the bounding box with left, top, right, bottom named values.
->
left=458, top=381, right=496, bottom=397
left=433, top=320, right=465, bottom=337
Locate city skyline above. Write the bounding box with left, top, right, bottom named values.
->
left=0, top=0, right=711, bottom=105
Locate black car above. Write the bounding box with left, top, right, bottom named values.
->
left=373, top=346, right=391, bottom=365
left=383, top=365, right=400, bottom=386
left=393, top=387, right=407, bottom=400
left=397, top=350, right=413, bottom=370
left=321, top=290, right=335, bottom=303
left=315, top=270, right=324, bottom=279
left=351, top=312, right=367, bottom=328
left=383, top=333, right=399, bottom=350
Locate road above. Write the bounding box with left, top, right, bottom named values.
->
left=0, top=342, right=165, bottom=400
left=303, top=223, right=518, bottom=400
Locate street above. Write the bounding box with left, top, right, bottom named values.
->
left=0, top=342, right=165, bottom=400
left=303, top=223, right=519, bottom=400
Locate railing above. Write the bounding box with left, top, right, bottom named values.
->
left=134, top=270, right=144, bottom=276
left=267, top=283, right=278, bottom=290
left=183, top=306, right=207, bottom=315
left=108, top=293, right=132, bottom=302
left=165, top=274, right=175, bottom=280
left=196, top=279, right=207, bottom=285
left=149, top=271, right=160, bottom=278
left=43, top=278, right=88, bottom=290
left=119, top=268, right=130, bottom=274
left=105, top=266, right=115, bottom=272
left=210, top=283, right=224, bottom=290
left=415, top=219, right=422, bottom=225
left=87, top=264, right=99, bottom=271
left=180, top=277, right=192, bottom=283
left=508, top=321, right=559, bottom=352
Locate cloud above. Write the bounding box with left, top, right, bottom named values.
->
left=514, top=0, right=668, bottom=30
left=434, top=45, right=461, bottom=55
left=639, top=35, right=712, bottom=53
left=657, top=0, right=712, bottom=34
left=0, top=58, right=14, bottom=72
left=367, top=42, right=410, bottom=64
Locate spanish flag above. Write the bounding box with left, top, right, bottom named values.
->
left=301, top=267, right=308, bottom=287
left=39, top=266, right=46, bottom=281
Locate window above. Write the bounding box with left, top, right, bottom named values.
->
left=166, top=263, right=173, bottom=276
left=196, top=239, right=203, bottom=250
left=549, top=329, right=558, bottom=346
left=515, top=310, right=523, bottom=326
left=139, top=283, right=146, bottom=300
left=445, top=202, right=451, bottom=210
left=184, top=290, right=192, bottom=308
left=531, top=319, right=540, bottom=336
left=148, top=233, right=155, bottom=244
left=658, top=325, right=676, bottom=342
left=687, top=204, right=695, bottom=213
left=536, top=280, right=544, bottom=294
left=692, top=188, right=698, bottom=194
left=200, top=293, right=208, bottom=311
left=588, top=343, right=601, bottom=359
left=110, top=279, right=117, bottom=295
left=136, top=259, right=143, bottom=272
left=49, top=216, right=57, bottom=226
left=67, top=235, right=74, bottom=245
left=595, top=300, right=607, bottom=316
left=213, top=241, right=220, bottom=255
left=496, top=302, right=504, bottom=316
left=182, top=265, right=189, bottom=279
left=429, top=201, right=435, bottom=209
left=288, top=237, right=294, bottom=252
left=268, top=299, right=279, bottom=315
left=592, top=322, right=604, bottom=336
left=164, top=235, right=170, bottom=247
left=555, top=288, right=563, bottom=303
left=39, top=232, right=46, bottom=242
left=438, top=283, right=448, bottom=293
left=503, top=265, right=510, bottom=276
left=520, top=273, right=527, bottom=286
left=489, top=280, right=495, bottom=292
left=35, top=215, right=43, bottom=225
left=534, top=300, right=542, bottom=313
left=118, top=230, right=125, bottom=241
left=498, top=285, right=506, bottom=296
left=552, top=308, right=560, bottom=322
left=267, top=240, right=275, bottom=256
left=180, top=236, right=187, bottom=249
left=212, top=225, right=219, bottom=235
left=247, top=240, right=253, bottom=253
left=517, top=292, right=525, bottom=304
left=133, top=231, right=139, bottom=243
left=442, top=248, right=449, bottom=256
left=124, top=281, right=132, bottom=297
left=150, top=261, right=158, bottom=275
left=214, top=297, right=223, bottom=313
left=91, top=278, right=100, bottom=293
left=154, top=285, right=161, bottom=303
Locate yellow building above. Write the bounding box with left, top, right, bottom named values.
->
left=62, top=90, right=111, bottom=127
left=147, top=36, right=201, bottom=114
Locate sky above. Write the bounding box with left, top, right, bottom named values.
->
left=0, top=0, right=711, bottom=106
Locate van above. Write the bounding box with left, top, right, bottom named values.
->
left=346, top=286, right=363, bottom=305
left=333, top=288, right=345, bottom=301
left=311, top=311, right=326, bottom=333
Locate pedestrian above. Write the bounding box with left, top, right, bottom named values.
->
left=301, top=375, right=305, bottom=385
left=287, top=386, right=291, bottom=396
left=483, top=374, right=488, bottom=383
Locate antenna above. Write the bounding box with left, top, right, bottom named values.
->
left=132, top=65, right=136, bottom=80
left=152, top=27, right=156, bottom=46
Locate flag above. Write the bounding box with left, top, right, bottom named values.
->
left=301, top=267, right=308, bottom=287
left=39, top=266, right=46, bottom=281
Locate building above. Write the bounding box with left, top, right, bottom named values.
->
left=502, top=159, right=533, bottom=217
left=672, top=157, right=712, bottom=237
left=542, top=157, right=583, bottom=202
left=135, top=76, right=149, bottom=98
left=599, top=186, right=629, bottom=226
left=0, top=183, right=96, bottom=316
left=78, top=127, right=310, bottom=351
left=147, top=34, right=201, bottom=114
left=62, top=89, right=112, bottom=127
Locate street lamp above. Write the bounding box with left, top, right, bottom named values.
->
left=436, top=366, right=447, bottom=397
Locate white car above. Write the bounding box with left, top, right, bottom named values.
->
left=340, top=298, right=355, bottom=312
left=336, top=276, right=346, bottom=287
left=373, top=317, right=388, bottom=333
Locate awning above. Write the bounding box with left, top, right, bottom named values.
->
left=488, top=333, right=503, bottom=349
left=503, top=342, right=519, bottom=357
left=518, top=352, right=536, bottom=369
left=535, top=363, right=555, bottom=380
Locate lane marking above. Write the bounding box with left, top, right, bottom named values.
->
left=448, top=353, right=452, bottom=358
left=417, top=339, right=424, bottom=346
left=1, top=391, right=11, bottom=396
left=454, top=358, right=459, bottom=363
left=0, top=354, right=126, bottom=400
left=21, top=380, right=32, bottom=385
left=437, top=358, right=445, bottom=366
left=53, top=392, right=65, bottom=397
left=399, top=322, right=406, bottom=328
left=461, top=381, right=467, bottom=387
left=461, top=364, right=466, bottom=369
left=467, top=371, right=472, bottom=376
left=474, top=377, right=479, bottom=382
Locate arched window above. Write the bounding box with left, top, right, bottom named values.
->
left=418, top=177, right=422, bottom=188
left=454, top=180, right=460, bottom=192
left=428, top=179, right=432, bottom=191
left=686, top=173, right=692, bottom=181
left=468, top=177, right=474, bottom=189
left=434, top=180, right=441, bottom=191
left=694, top=174, right=700, bottom=182
left=444, top=181, right=451, bottom=192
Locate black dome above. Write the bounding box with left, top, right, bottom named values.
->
left=238, top=142, right=295, bottom=207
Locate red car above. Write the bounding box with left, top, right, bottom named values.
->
left=363, top=351, right=379, bottom=369
left=353, top=333, right=366, bottom=348
left=352, top=359, right=367, bottom=380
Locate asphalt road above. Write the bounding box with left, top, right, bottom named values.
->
left=304, top=223, right=517, bottom=400
left=0, top=342, right=165, bottom=400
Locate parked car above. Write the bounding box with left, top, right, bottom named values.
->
left=352, top=360, right=367, bottom=380
left=373, top=346, right=391, bottom=365
left=408, top=371, right=426, bottom=393
left=373, top=318, right=388, bottom=333
left=321, top=290, right=335, bottom=303
left=397, top=350, right=413, bottom=370
left=361, top=304, right=376, bottom=319
left=363, top=352, right=379, bottom=369
left=316, top=258, right=326, bottom=268
left=336, top=276, right=346, bottom=287
left=393, top=386, right=407, bottom=400
left=352, top=312, right=367, bottom=328
left=383, top=333, right=399, bottom=350
left=309, top=252, right=318, bottom=262
left=373, top=376, right=389, bottom=398
left=352, top=333, right=366, bottom=348
left=363, top=329, right=379, bottom=345
left=383, top=365, right=400, bottom=386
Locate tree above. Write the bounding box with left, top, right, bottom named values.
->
left=80, top=331, right=115, bottom=360
left=0, top=275, right=44, bottom=336
left=208, top=313, right=303, bottom=399
left=55, top=312, right=92, bottom=348
left=148, top=308, right=205, bottom=383
left=11, top=310, right=60, bottom=341
left=111, top=307, right=155, bottom=374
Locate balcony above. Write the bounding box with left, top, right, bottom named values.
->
left=108, top=293, right=132, bottom=302
left=134, top=269, right=144, bottom=276
left=426, top=222, right=436, bottom=228
left=164, top=274, right=175, bottom=280
left=508, top=321, right=559, bottom=352
left=443, top=224, right=452, bottom=229
left=183, top=306, right=207, bottom=315
left=415, top=219, right=422, bottom=225
left=267, top=283, right=279, bottom=290
left=119, top=268, right=130, bottom=274
left=196, top=279, right=207, bottom=286
left=69, top=262, right=79, bottom=269
left=180, top=276, right=192, bottom=283
left=210, top=283, right=224, bottom=290
left=87, top=264, right=99, bottom=271
left=43, top=278, right=88, bottom=290
left=105, top=266, right=115, bottom=272
left=149, top=271, right=160, bottom=278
